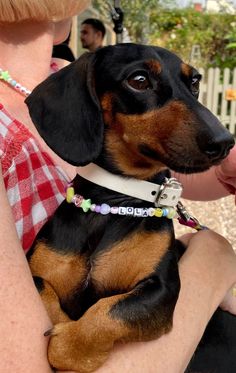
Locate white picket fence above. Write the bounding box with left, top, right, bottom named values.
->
left=198, top=67, right=236, bottom=135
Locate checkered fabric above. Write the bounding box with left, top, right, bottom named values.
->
left=0, top=103, right=70, bottom=253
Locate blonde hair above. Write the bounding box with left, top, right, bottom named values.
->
left=0, top=0, right=90, bottom=24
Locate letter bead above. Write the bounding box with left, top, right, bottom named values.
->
left=118, top=207, right=127, bottom=215
left=126, top=207, right=134, bottom=215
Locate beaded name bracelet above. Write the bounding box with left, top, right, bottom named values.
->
left=66, top=186, right=176, bottom=219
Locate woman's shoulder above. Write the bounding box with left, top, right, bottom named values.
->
left=51, top=57, right=71, bottom=70
left=0, top=103, right=35, bottom=169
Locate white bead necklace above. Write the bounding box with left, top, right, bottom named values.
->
left=0, top=68, right=31, bottom=97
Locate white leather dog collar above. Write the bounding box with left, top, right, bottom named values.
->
left=77, top=163, right=183, bottom=208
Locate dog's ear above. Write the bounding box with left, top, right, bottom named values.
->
left=25, top=52, right=104, bottom=166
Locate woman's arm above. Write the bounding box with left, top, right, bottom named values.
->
left=172, top=166, right=229, bottom=200
left=0, top=165, right=53, bottom=373
left=93, top=231, right=236, bottom=373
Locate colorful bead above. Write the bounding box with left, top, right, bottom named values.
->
left=100, top=203, right=110, bottom=215
left=66, top=187, right=74, bottom=203
left=90, top=204, right=96, bottom=212
left=0, top=70, right=10, bottom=81
left=95, top=205, right=101, bottom=213
left=162, top=208, right=168, bottom=217
left=73, top=195, right=84, bottom=207
left=167, top=208, right=176, bottom=219
left=110, top=206, right=119, bottom=214
left=154, top=208, right=163, bottom=217
left=81, top=199, right=92, bottom=212
left=148, top=208, right=155, bottom=216
left=10, top=79, right=17, bottom=86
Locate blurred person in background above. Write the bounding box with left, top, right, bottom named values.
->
left=80, top=18, right=106, bottom=51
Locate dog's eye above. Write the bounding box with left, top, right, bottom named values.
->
left=191, top=75, right=201, bottom=98
left=127, top=74, right=152, bottom=91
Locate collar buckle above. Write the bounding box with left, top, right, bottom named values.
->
left=155, top=178, right=183, bottom=208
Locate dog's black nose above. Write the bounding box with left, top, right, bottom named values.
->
left=199, top=134, right=235, bottom=161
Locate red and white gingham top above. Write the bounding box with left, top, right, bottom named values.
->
left=0, top=103, right=70, bottom=253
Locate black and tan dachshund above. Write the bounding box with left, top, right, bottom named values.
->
left=26, top=44, right=236, bottom=373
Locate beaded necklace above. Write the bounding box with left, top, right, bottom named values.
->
left=0, top=68, right=31, bottom=97
left=66, top=185, right=176, bottom=219
left=0, top=62, right=58, bottom=97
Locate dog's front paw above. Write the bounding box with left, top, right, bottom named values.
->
left=46, top=321, right=110, bottom=373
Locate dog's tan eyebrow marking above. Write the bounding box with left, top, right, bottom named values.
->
left=145, top=60, right=162, bottom=75
left=100, top=93, right=115, bottom=126
left=181, top=62, right=193, bottom=77
left=100, top=93, right=113, bottom=111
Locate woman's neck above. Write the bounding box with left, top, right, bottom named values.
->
left=0, top=21, right=55, bottom=91
left=0, top=21, right=77, bottom=180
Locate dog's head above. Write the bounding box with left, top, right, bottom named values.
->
left=26, top=43, right=234, bottom=178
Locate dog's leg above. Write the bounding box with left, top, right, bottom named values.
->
left=34, top=276, right=70, bottom=324
left=46, top=252, right=180, bottom=373
left=29, top=241, right=88, bottom=323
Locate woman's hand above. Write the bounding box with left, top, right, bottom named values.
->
left=215, top=146, right=236, bottom=203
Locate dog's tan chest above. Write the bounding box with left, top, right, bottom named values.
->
left=90, top=230, right=171, bottom=292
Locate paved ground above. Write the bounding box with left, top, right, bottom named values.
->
left=174, top=195, right=236, bottom=250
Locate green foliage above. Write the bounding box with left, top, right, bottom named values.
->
left=92, top=1, right=236, bottom=69
left=149, top=9, right=236, bottom=69
left=92, top=0, right=163, bottom=43
left=225, top=24, right=236, bottom=50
